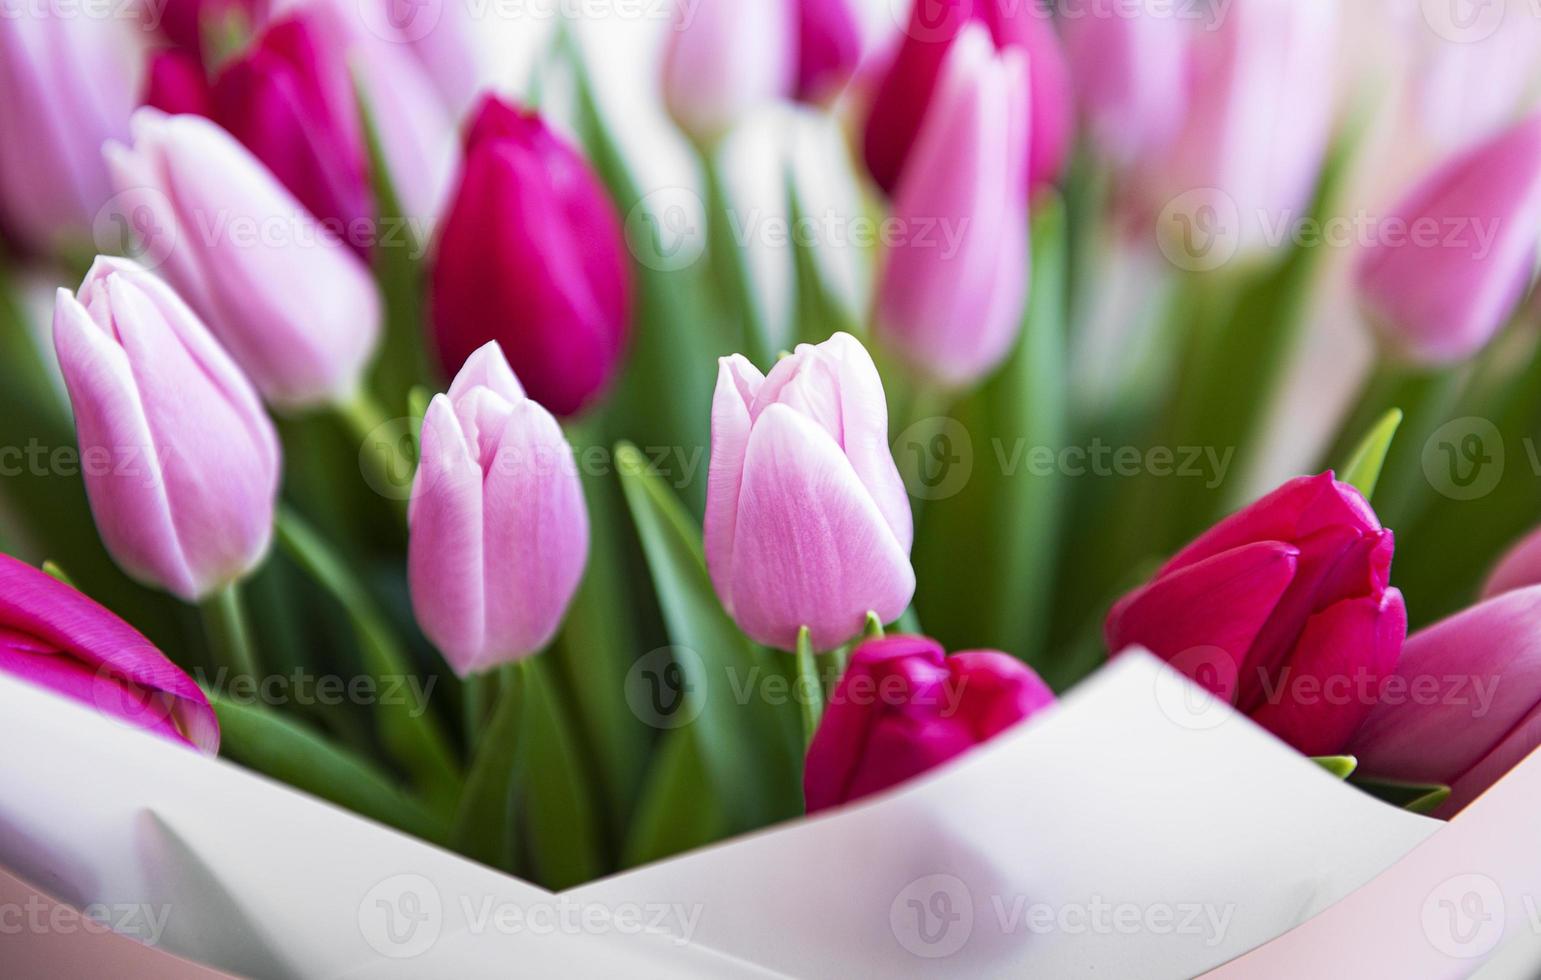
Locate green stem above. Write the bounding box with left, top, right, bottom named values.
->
left=336, top=390, right=413, bottom=515
left=793, top=627, right=823, bottom=749
left=199, top=583, right=259, bottom=679
left=698, top=140, right=770, bottom=367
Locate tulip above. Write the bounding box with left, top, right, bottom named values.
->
left=174, top=13, right=373, bottom=248
left=154, top=0, right=266, bottom=56
left=143, top=49, right=213, bottom=118
left=794, top=0, right=864, bottom=103
left=429, top=96, right=631, bottom=418
left=705, top=332, right=914, bottom=651
left=0, top=554, right=219, bottom=754
left=1105, top=472, right=1407, bottom=756
left=104, top=109, right=382, bottom=409
left=872, top=26, right=1030, bottom=387
left=1349, top=586, right=1541, bottom=815
left=1355, top=114, right=1541, bottom=365
left=0, top=14, right=136, bottom=257
left=408, top=342, right=589, bottom=676
left=804, top=635, right=1055, bottom=812
left=52, top=257, right=280, bottom=602
left=862, top=0, right=1071, bottom=196
left=1484, top=525, right=1541, bottom=599
left=662, top=0, right=794, bottom=143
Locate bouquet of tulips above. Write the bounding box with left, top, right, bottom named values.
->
left=8, top=0, right=1541, bottom=961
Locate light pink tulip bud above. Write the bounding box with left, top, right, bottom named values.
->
left=662, top=0, right=794, bottom=143
left=1350, top=585, right=1541, bottom=815
left=53, top=257, right=280, bottom=602
left=1482, top=525, right=1541, bottom=600
left=104, top=110, right=382, bottom=409
left=408, top=342, right=589, bottom=676
left=1356, top=115, right=1541, bottom=365
left=1060, top=0, right=1190, bottom=168
left=705, top=332, right=914, bottom=651
left=873, top=26, right=1030, bottom=387
left=0, top=14, right=136, bottom=257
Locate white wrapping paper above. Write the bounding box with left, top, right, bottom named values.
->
left=0, top=653, right=1439, bottom=977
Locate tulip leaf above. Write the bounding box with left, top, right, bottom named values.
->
left=788, top=169, right=856, bottom=351
left=623, top=730, right=727, bottom=868
left=453, top=663, right=527, bottom=872
left=274, top=507, right=462, bottom=814
left=699, top=143, right=770, bottom=366
left=519, top=655, right=607, bottom=889
left=912, top=196, right=1068, bottom=666
left=614, top=441, right=802, bottom=839
left=793, top=627, right=823, bottom=747
left=1350, top=775, right=1452, bottom=816
left=1338, top=409, right=1403, bottom=503
left=863, top=611, right=885, bottom=641
left=1310, top=755, right=1358, bottom=780
left=41, top=561, right=74, bottom=587
left=208, top=692, right=447, bottom=844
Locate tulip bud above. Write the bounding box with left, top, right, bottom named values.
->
left=105, top=109, right=382, bottom=409
left=144, top=49, right=213, bottom=118
left=0, top=14, right=135, bottom=257
left=408, top=342, right=589, bottom=676
left=1483, top=525, right=1541, bottom=600
left=202, top=13, right=373, bottom=248
left=662, top=0, right=794, bottom=143
left=1105, top=472, right=1407, bottom=756
left=52, top=257, right=280, bottom=603
left=0, top=554, right=219, bottom=753
left=872, top=26, right=1030, bottom=387
left=704, top=332, right=914, bottom=651
left=862, top=0, right=1071, bottom=196
left=804, top=635, right=1054, bottom=812
left=429, top=96, right=631, bottom=418
left=1356, top=115, right=1541, bottom=365
left=794, top=0, right=864, bottom=103
left=1350, top=585, right=1541, bottom=815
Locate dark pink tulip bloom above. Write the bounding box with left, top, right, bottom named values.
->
left=0, top=554, right=218, bottom=754
left=862, top=0, right=1071, bottom=196
left=429, top=96, right=632, bottom=418
left=805, top=635, right=1054, bottom=813
left=143, top=49, right=213, bottom=118
left=1351, top=586, right=1541, bottom=816
left=154, top=0, right=266, bottom=57
left=1106, top=473, right=1407, bottom=756
left=794, top=0, right=864, bottom=103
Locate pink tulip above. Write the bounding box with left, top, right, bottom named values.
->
left=1484, top=525, right=1541, bottom=599
left=153, top=0, right=266, bottom=56
left=1106, top=472, right=1407, bottom=756
left=662, top=0, right=794, bottom=143
left=0, top=14, right=136, bottom=257
left=408, top=342, right=589, bottom=676
left=53, top=257, right=280, bottom=602
left=105, top=109, right=381, bottom=409
left=705, top=332, right=914, bottom=652
left=804, top=635, right=1055, bottom=812
left=0, top=554, right=218, bottom=753
left=873, top=26, right=1030, bottom=387
left=429, top=96, right=631, bottom=418
left=862, top=0, right=1071, bottom=196
left=1356, top=114, right=1541, bottom=365
left=794, top=0, right=864, bottom=103
left=143, top=49, right=213, bottom=118
left=1350, top=585, right=1541, bottom=815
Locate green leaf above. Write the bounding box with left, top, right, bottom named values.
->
left=1405, top=785, right=1452, bottom=815
left=1311, top=755, right=1358, bottom=780
left=1351, top=776, right=1452, bottom=816
left=1338, top=409, right=1403, bottom=502
left=275, top=507, right=461, bottom=814
left=863, top=611, right=885, bottom=641
left=622, top=732, right=727, bottom=868
left=452, top=663, right=528, bottom=871
left=793, top=627, right=822, bottom=748
left=209, top=693, right=447, bottom=843
left=41, top=561, right=74, bottom=587
left=787, top=168, right=854, bottom=350
left=520, top=656, right=607, bottom=889
left=913, top=197, right=1069, bottom=666
left=614, top=442, right=801, bottom=839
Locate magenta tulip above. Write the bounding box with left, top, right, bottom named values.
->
left=804, top=635, right=1055, bottom=812
left=105, top=109, right=381, bottom=409
left=662, top=0, right=794, bottom=143
left=862, top=0, right=1071, bottom=196
left=1106, top=473, right=1407, bottom=756
left=53, top=257, right=280, bottom=602
left=0, top=14, right=136, bottom=257
left=1356, top=114, right=1541, bottom=365
left=873, top=26, right=1030, bottom=387
left=154, top=0, right=266, bottom=56
left=429, top=96, right=631, bottom=418
left=794, top=0, right=864, bottom=103
left=1350, top=586, right=1541, bottom=815
left=409, top=342, right=589, bottom=676
left=1483, top=525, right=1541, bottom=599
left=0, top=554, right=218, bottom=753
left=143, top=49, right=213, bottom=118
left=705, top=332, right=914, bottom=652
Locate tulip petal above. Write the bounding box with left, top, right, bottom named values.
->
left=448, top=341, right=527, bottom=404
left=705, top=355, right=764, bottom=610
left=408, top=394, right=486, bottom=674
left=1482, top=523, right=1541, bottom=599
